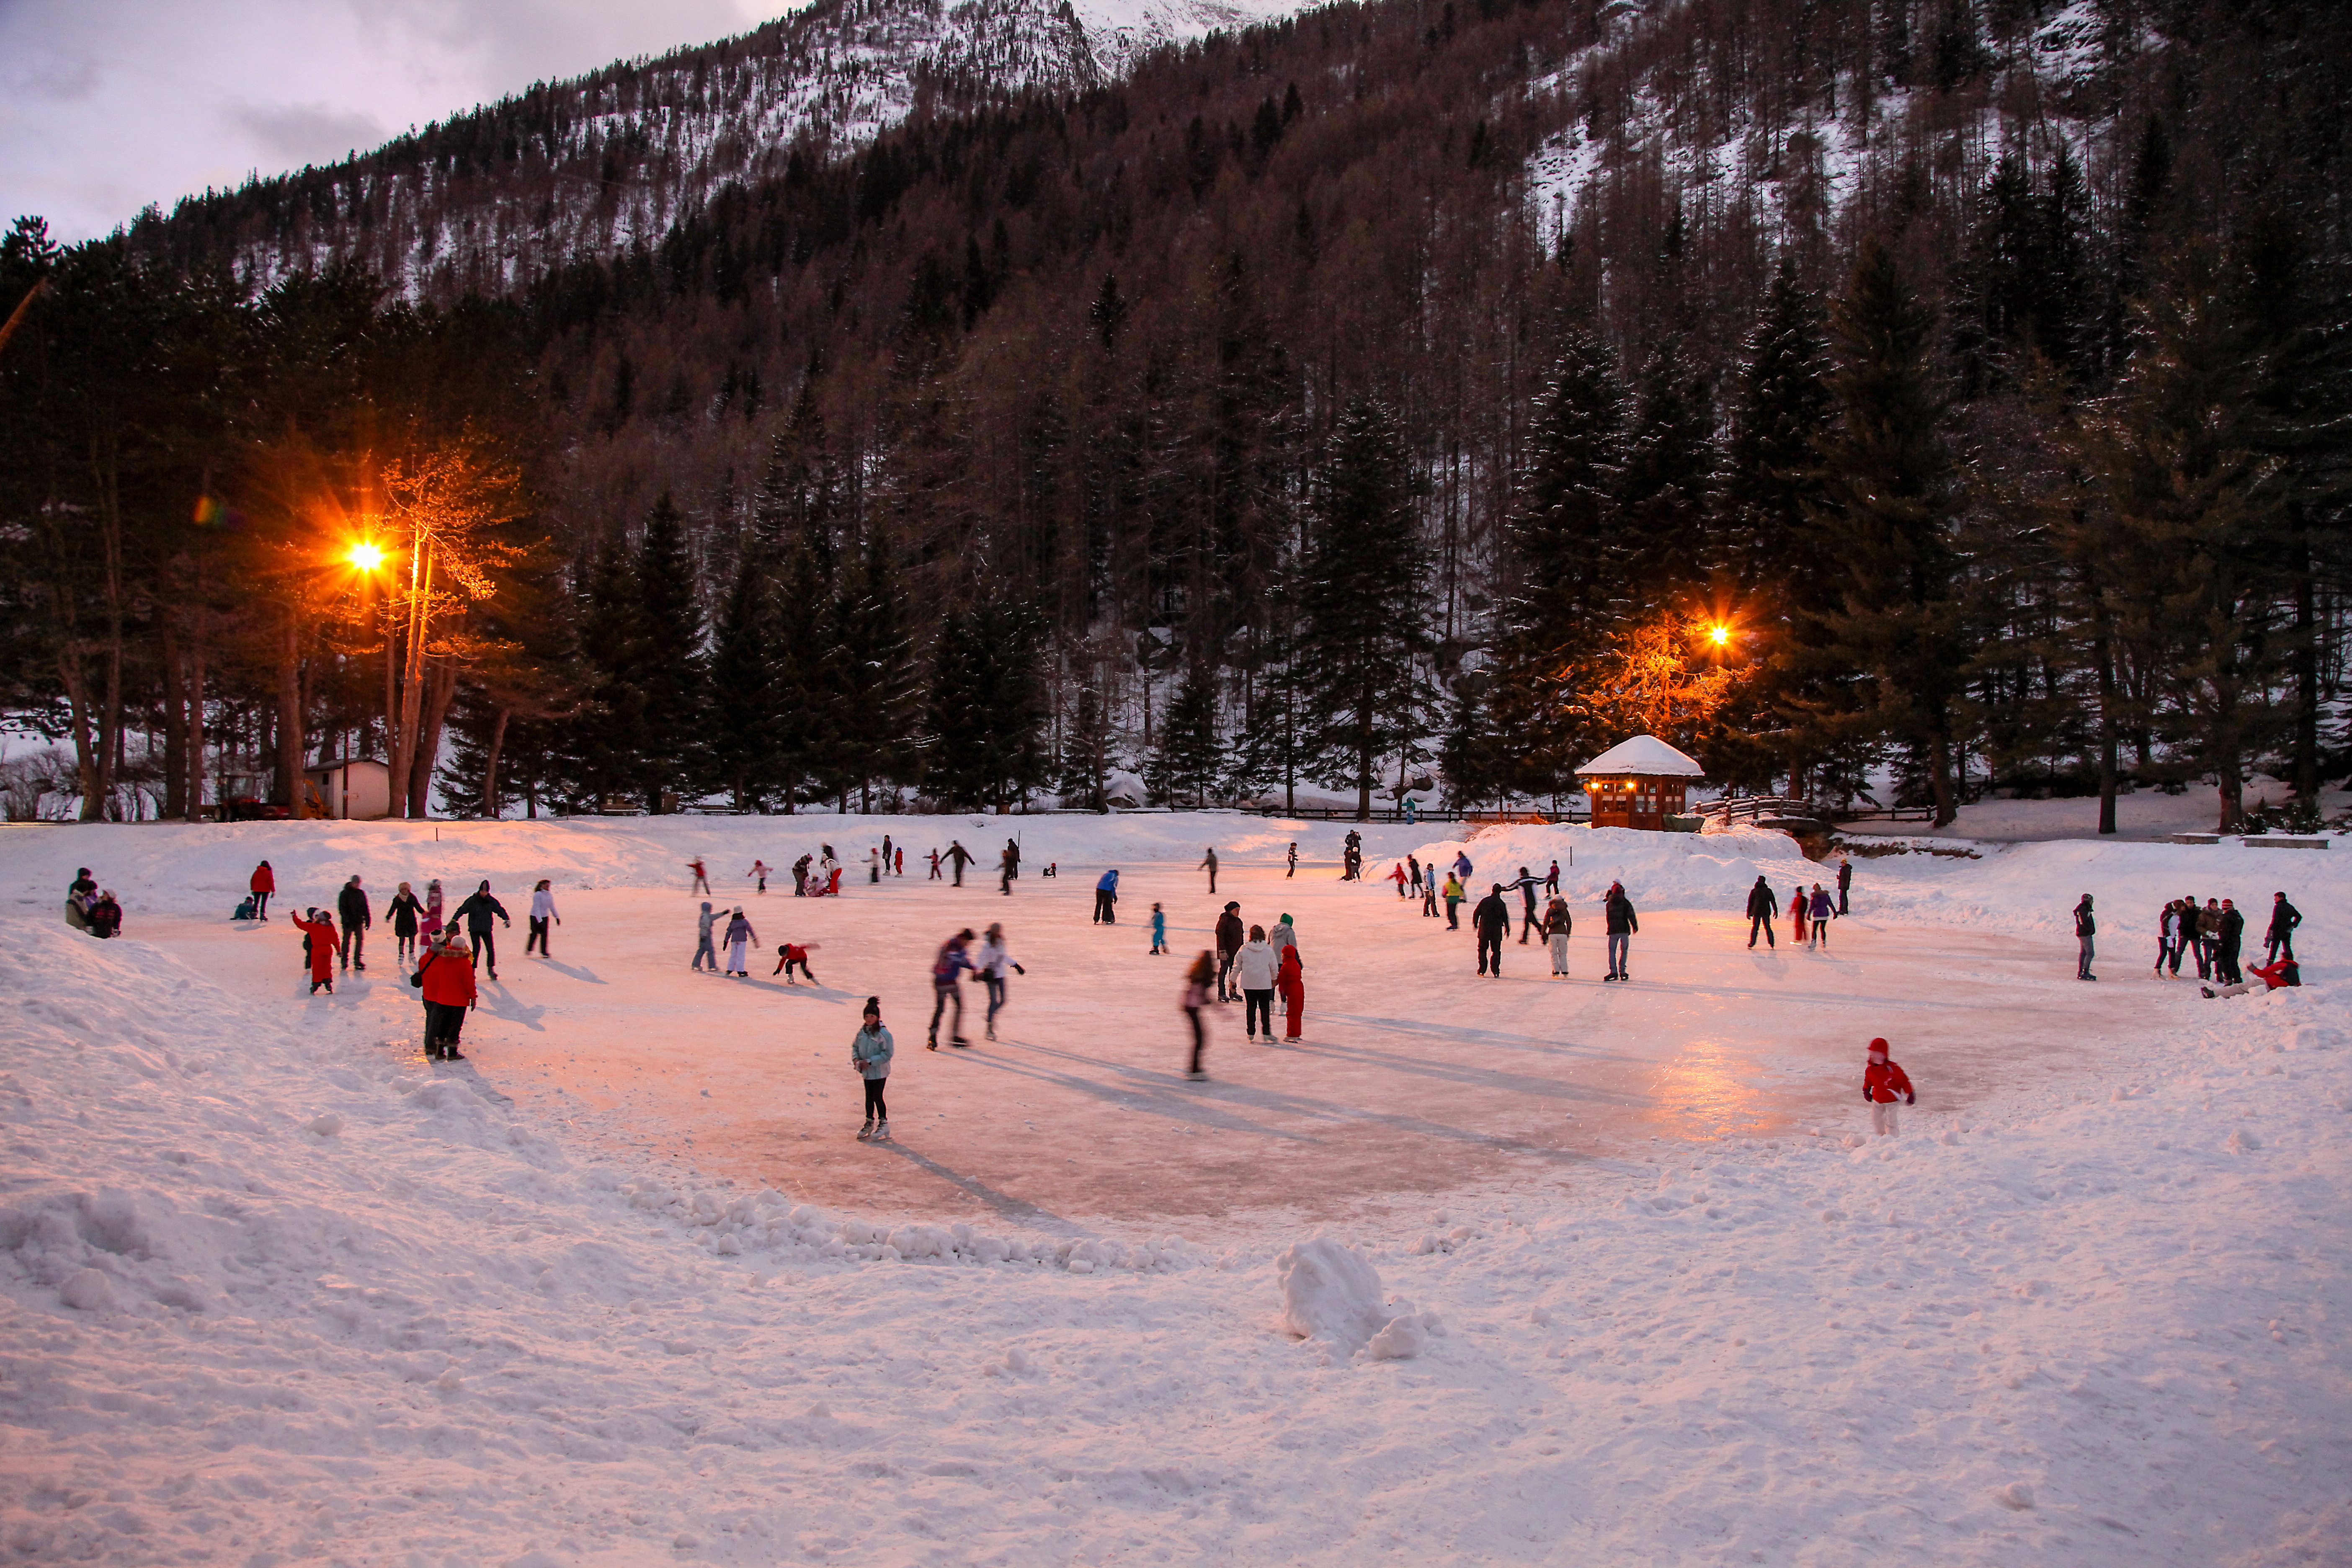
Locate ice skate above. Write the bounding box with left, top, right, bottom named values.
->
left=857, top=1119, right=874, bottom=1141
left=986, top=1025, right=997, bottom=1041
left=872, top=1120, right=892, bottom=1142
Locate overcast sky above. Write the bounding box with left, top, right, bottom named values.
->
left=0, top=0, right=785, bottom=243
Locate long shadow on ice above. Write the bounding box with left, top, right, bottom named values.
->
left=878, top=1141, right=1081, bottom=1233
left=947, top=1043, right=1320, bottom=1142
left=537, top=958, right=605, bottom=984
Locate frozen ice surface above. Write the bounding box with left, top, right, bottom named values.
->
left=1, top=812, right=2347, bottom=1564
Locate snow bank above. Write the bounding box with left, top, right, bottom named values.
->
left=5, top=910, right=2350, bottom=1560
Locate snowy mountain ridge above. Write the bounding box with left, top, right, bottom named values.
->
left=158, top=0, right=1297, bottom=299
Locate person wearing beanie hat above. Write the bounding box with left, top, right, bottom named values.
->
left=1215, top=901, right=1246, bottom=1001
left=1863, top=1038, right=1916, bottom=1136
left=851, top=997, right=894, bottom=1141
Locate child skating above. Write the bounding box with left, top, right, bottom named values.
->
left=772, top=942, right=822, bottom=983
left=1863, top=1038, right=1916, bottom=1136
left=851, top=997, right=895, bottom=1142
left=1150, top=902, right=1168, bottom=954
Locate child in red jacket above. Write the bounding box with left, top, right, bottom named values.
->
left=291, top=910, right=338, bottom=994
left=1863, top=1037, right=1915, bottom=1137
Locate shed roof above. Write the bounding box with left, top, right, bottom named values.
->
left=1577, top=734, right=1706, bottom=778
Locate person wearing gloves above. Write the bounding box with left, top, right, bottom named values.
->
left=337, top=875, right=372, bottom=972
left=691, top=901, right=720, bottom=972
left=851, top=997, right=895, bottom=1142
left=971, top=922, right=1026, bottom=1041
left=1863, top=1037, right=1916, bottom=1136
left=1093, top=868, right=1119, bottom=924
left=527, top=879, right=560, bottom=957
left=455, top=881, right=511, bottom=979
left=1233, top=925, right=1280, bottom=1041
left=415, top=927, right=479, bottom=1060
left=1278, top=942, right=1305, bottom=1042
left=723, top=908, right=756, bottom=977
left=772, top=942, right=821, bottom=984
left=1808, top=884, right=1834, bottom=948
left=2073, top=894, right=2097, bottom=982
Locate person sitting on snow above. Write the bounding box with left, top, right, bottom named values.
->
left=1863, top=1038, right=1916, bottom=1136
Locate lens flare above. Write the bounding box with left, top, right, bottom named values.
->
left=347, top=542, right=386, bottom=572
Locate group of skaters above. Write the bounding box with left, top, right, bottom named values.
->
left=1743, top=861, right=1853, bottom=950
left=2094, top=888, right=2303, bottom=995
left=61, top=868, right=124, bottom=939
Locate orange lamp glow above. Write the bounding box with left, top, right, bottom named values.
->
left=1708, top=624, right=1732, bottom=647
left=347, top=542, right=386, bottom=572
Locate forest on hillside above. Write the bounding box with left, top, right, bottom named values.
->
left=2, top=0, right=2347, bottom=828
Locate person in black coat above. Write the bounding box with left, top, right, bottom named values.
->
left=1472, top=884, right=1511, bottom=977
left=2216, top=899, right=2246, bottom=986
left=1214, top=902, right=1245, bottom=1000
left=2073, top=894, right=2097, bottom=982
left=336, top=876, right=372, bottom=972
left=2266, top=892, right=2301, bottom=963
left=1603, top=884, right=1638, bottom=982
left=1746, top=876, right=1778, bottom=949
left=455, top=880, right=511, bottom=979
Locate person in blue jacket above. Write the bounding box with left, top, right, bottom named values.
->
left=1093, top=869, right=1119, bottom=925
left=852, top=997, right=895, bottom=1142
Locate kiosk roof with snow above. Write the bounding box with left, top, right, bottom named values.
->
left=1578, top=734, right=1704, bottom=830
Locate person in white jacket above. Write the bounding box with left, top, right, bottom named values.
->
left=971, top=922, right=1026, bottom=1041
left=526, top=879, right=560, bottom=957
left=1233, top=926, right=1280, bottom=1041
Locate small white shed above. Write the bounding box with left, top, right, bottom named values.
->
left=304, top=758, right=394, bottom=821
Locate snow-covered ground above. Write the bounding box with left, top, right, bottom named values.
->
left=4, top=814, right=2347, bottom=1565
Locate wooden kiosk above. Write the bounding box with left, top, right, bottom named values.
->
left=1578, top=735, right=1705, bottom=831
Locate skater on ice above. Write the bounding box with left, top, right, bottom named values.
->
left=1746, top=876, right=1777, bottom=949
left=1473, top=883, right=1510, bottom=977
left=1542, top=895, right=1573, bottom=975
left=527, top=880, right=560, bottom=957
left=1093, top=868, right=1119, bottom=924
left=724, top=908, right=756, bottom=976
left=972, top=923, right=1024, bottom=1039
left=1200, top=846, right=1219, bottom=895
left=749, top=859, right=771, bottom=893
left=1181, top=952, right=1213, bottom=1080
left=946, top=840, right=973, bottom=886
left=1603, top=882, right=1637, bottom=982
left=389, top=882, right=424, bottom=962
left=456, top=881, right=511, bottom=979
left=1863, top=1038, right=1916, bottom=1136
left=692, top=902, right=721, bottom=972
left=772, top=942, right=821, bottom=984
left=689, top=857, right=711, bottom=894
left=1808, top=884, right=1833, bottom=948
left=1215, top=901, right=1244, bottom=1001
left=1235, top=924, right=1278, bottom=1040
left=1278, top=941, right=1305, bottom=1042
left=2074, top=894, right=2097, bottom=981
left=928, top=929, right=975, bottom=1049
left=851, top=998, right=895, bottom=1142
left=1149, top=902, right=1167, bottom=954
left=337, top=875, right=371, bottom=972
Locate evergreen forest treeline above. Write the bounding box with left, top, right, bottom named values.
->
left=2, top=0, right=2347, bottom=827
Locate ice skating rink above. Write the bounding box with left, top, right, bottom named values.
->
left=136, top=861, right=2163, bottom=1231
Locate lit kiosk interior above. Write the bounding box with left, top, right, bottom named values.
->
left=1578, top=734, right=1705, bottom=831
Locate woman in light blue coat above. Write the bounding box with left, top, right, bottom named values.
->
left=852, top=996, right=895, bottom=1142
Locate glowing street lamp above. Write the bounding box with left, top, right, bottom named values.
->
left=1707, top=624, right=1732, bottom=647
left=347, top=541, right=386, bottom=573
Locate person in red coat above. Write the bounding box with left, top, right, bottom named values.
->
left=250, top=861, right=276, bottom=920
left=415, top=928, right=479, bottom=1060
left=1863, top=1037, right=1915, bottom=1137
left=290, top=910, right=337, bottom=993
left=1278, top=943, right=1305, bottom=1043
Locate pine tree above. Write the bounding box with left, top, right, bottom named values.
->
left=832, top=524, right=919, bottom=807
left=1057, top=675, right=1113, bottom=810
left=1810, top=239, right=1968, bottom=825
left=631, top=492, right=706, bottom=812
left=1294, top=399, right=1431, bottom=819
left=1493, top=323, right=1630, bottom=798
left=923, top=596, right=1049, bottom=810
left=705, top=545, right=781, bottom=810
left=1148, top=662, right=1223, bottom=805
left=1615, top=337, right=1719, bottom=616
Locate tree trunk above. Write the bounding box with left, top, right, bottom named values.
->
left=277, top=609, right=306, bottom=813
left=162, top=616, right=188, bottom=820
left=186, top=598, right=208, bottom=822
left=481, top=706, right=510, bottom=819
left=1927, top=722, right=1957, bottom=828
left=2291, top=537, right=2318, bottom=805
left=58, top=646, right=98, bottom=815
left=2086, top=556, right=2119, bottom=835
left=409, top=657, right=458, bottom=818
